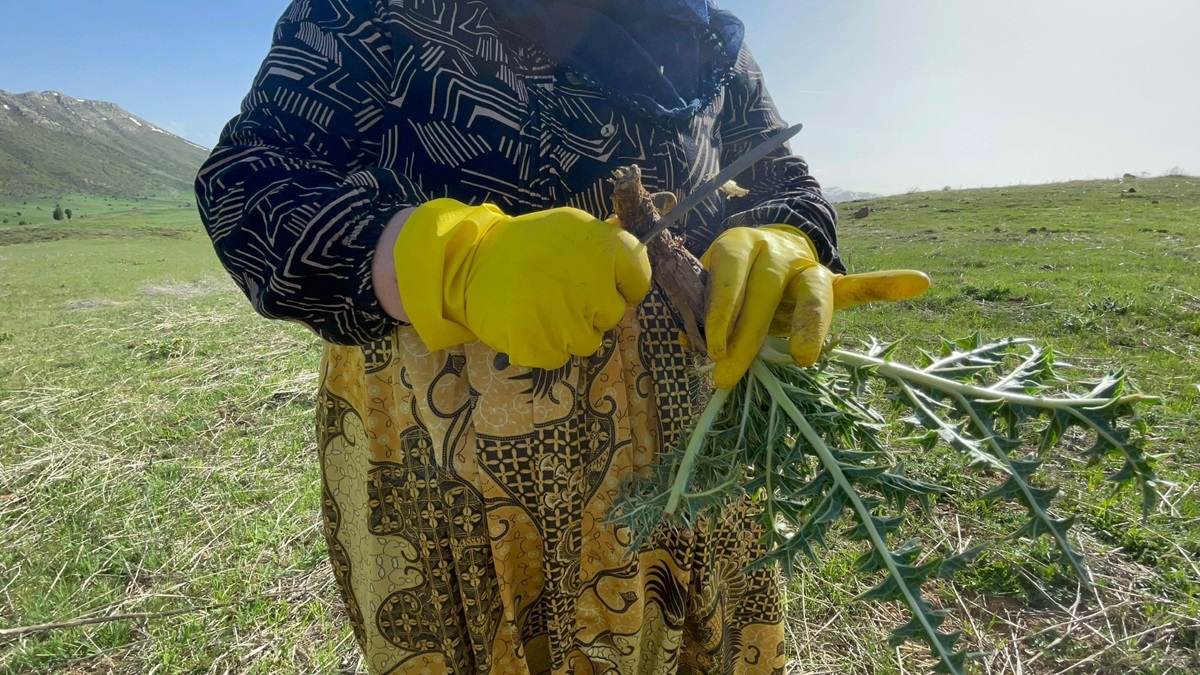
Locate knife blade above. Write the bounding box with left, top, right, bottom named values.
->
left=638, top=122, right=803, bottom=244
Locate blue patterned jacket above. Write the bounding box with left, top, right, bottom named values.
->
left=196, top=0, right=842, bottom=346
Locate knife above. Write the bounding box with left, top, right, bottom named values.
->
left=638, top=122, right=803, bottom=244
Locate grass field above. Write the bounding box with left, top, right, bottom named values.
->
left=1, top=178, right=1197, bottom=673
left=0, top=194, right=196, bottom=228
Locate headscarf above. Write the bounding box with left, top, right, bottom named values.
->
left=485, top=0, right=745, bottom=121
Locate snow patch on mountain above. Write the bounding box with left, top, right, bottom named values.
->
left=823, top=186, right=881, bottom=203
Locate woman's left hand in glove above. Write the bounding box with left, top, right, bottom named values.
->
left=701, top=225, right=931, bottom=389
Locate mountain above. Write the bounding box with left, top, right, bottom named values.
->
left=823, top=186, right=881, bottom=203
left=0, top=90, right=210, bottom=200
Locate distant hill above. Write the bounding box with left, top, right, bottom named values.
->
left=0, top=90, right=210, bottom=201
left=824, top=186, right=881, bottom=203
left=0, top=89, right=880, bottom=211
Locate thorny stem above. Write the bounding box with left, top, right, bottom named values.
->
left=990, top=343, right=1045, bottom=390
left=947, top=388, right=1094, bottom=587
left=831, top=348, right=1156, bottom=409
left=1064, top=407, right=1137, bottom=462
left=923, top=338, right=1029, bottom=371
left=749, top=359, right=967, bottom=675
left=735, top=376, right=756, bottom=450
left=833, top=346, right=1158, bottom=507
left=764, top=400, right=777, bottom=535
left=664, top=386, right=732, bottom=516
left=894, top=380, right=1005, bottom=473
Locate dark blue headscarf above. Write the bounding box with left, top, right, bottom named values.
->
left=485, top=0, right=745, bottom=121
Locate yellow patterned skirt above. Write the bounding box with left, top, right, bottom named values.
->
left=316, top=292, right=785, bottom=674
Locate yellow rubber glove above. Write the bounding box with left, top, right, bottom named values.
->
left=394, top=199, right=652, bottom=369
left=701, top=225, right=931, bottom=388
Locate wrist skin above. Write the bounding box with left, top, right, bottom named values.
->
left=371, top=206, right=417, bottom=323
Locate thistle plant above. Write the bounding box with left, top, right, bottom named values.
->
left=610, top=335, right=1161, bottom=674
left=604, top=164, right=1163, bottom=673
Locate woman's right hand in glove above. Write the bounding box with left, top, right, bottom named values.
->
left=391, top=199, right=652, bottom=369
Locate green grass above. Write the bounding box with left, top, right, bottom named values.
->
left=0, top=212, right=353, bottom=673
left=1, top=177, right=1198, bottom=673
left=0, top=193, right=197, bottom=227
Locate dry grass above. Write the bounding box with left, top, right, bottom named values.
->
left=780, top=527, right=1199, bottom=674
left=0, top=276, right=361, bottom=672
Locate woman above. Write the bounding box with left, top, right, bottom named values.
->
left=197, top=1, right=919, bottom=672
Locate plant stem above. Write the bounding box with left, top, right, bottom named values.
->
left=664, top=386, right=732, bottom=516
left=750, top=359, right=965, bottom=675
left=894, top=380, right=1005, bottom=472
left=832, top=349, right=1152, bottom=409
left=947, top=388, right=1093, bottom=587
left=836, top=346, right=1156, bottom=509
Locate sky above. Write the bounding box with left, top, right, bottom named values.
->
left=1, top=0, right=1197, bottom=195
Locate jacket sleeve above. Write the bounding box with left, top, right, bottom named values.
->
left=195, top=0, right=425, bottom=345
left=717, top=46, right=845, bottom=273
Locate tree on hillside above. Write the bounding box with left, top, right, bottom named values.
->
left=65, top=208, right=73, bottom=220
left=52, top=204, right=65, bottom=221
